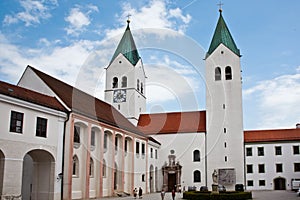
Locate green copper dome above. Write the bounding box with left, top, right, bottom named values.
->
left=207, top=11, right=240, bottom=58
left=110, top=21, right=140, bottom=66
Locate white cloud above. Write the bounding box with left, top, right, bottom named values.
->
left=3, top=0, right=57, bottom=26
left=244, top=72, right=300, bottom=129
left=105, top=0, right=192, bottom=38
left=64, top=4, right=99, bottom=36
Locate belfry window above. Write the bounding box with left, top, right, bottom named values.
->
left=121, top=76, right=127, bottom=88
left=225, top=66, right=232, bottom=80
left=137, top=79, right=140, bottom=91
left=141, top=82, right=144, bottom=94
left=113, top=77, right=118, bottom=88
left=215, top=67, right=221, bottom=81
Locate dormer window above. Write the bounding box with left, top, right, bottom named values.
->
left=225, top=66, right=232, bottom=80
left=113, top=77, right=118, bottom=88
left=215, top=67, right=221, bottom=81
left=121, top=76, right=127, bottom=87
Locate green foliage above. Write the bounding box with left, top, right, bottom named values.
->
left=183, top=191, right=252, bottom=200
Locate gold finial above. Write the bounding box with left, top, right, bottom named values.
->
left=217, top=1, right=224, bottom=13
left=126, top=14, right=131, bottom=24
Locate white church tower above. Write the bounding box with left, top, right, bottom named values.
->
left=205, top=9, right=245, bottom=190
left=104, top=20, right=146, bottom=125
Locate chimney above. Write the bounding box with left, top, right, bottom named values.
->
left=296, top=123, right=300, bottom=129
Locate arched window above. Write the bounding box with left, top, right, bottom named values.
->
left=141, top=82, right=144, bottom=94
left=193, top=170, right=201, bottom=182
left=121, top=76, right=127, bottom=88
left=74, top=125, right=80, bottom=144
left=72, top=155, right=79, bottom=176
left=102, top=159, right=106, bottom=177
left=215, top=67, right=221, bottom=81
left=225, top=66, right=232, bottom=80
left=193, top=150, right=200, bottom=162
left=112, top=77, right=118, bottom=88
left=89, top=158, right=94, bottom=177
left=137, top=79, right=140, bottom=91
left=104, top=132, right=108, bottom=150
left=115, top=137, right=118, bottom=152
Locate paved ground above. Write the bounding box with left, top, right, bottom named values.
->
left=96, top=190, right=299, bottom=200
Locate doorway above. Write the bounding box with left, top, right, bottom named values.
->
left=168, top=173, right=176, bottom=192
left=22, top=150, right=55, bottom=200
left=274, top=177, right=286, bottom=190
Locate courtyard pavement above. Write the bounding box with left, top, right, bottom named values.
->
left=96, top=190, right=299, bottom=200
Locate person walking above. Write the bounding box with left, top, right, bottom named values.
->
left=133, top=188, right=137, bottom=199
left=160, top=189, right=165, bottom=200
left=138, top=187, right=143, bottom=199
left=171, top=189, right=176, bottom=200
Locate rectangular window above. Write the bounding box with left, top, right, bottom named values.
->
left=246, top=147, right=252, bottom=156
left=257, top=147, right=264, bottom=156
left=36, top=117, right=47, bottom=137
left=142, top=143, right=145, bottom=155
left=259, top=180, right=265, bottom=186
left=150, top=148, right=153, bottom=158
left=276, top=163, right=283, bottom=173
left=74, top=125, right=80, bottom=143
left=10, top=111, right=24, bottom=133
left=293, top=146, right=300, bottom=155
left=125, top=140, right=128, bottom=153
left=294, top=163, right=300, bottom=172
left=91, top=130, right=95, bottom=146
left=136, top=141, right=140, bottom=154
left=247, top=180, right=253, bottom=186
left=275, top=146, right=282, bottom=155
left=155, top=149, right=158, bottom=159
left=258, top=164, right=265, bottom=173
left=246, top=165, right=253, bottom=173
left=115, top=137, right=118, bottom=151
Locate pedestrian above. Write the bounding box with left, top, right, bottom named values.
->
left=138, top=187, right=143, bottom=199
left=160, top=189, right=165, bottom=200
left=171, top=188, right=176, bottom=200
left=133, top=188, right=137, bottom=199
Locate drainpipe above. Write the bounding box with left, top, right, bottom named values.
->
left=61, top=112, right=70, bottom=200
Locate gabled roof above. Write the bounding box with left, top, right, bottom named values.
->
left=27, top=65, right=145, bottom=137
left=110, top=21, right=140, bottom=66
left=137, top=111, right=206, bottom=135
left=0, top=80, right=66, bottom=112
left=207, top=10, right=240, bottom=57
left=244, top=128, right=300, bottom=143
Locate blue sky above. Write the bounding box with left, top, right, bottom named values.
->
left=0, top=0, right=299, bottom=130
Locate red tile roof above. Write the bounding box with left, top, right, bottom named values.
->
left=0, top=80, right=66, bottom=112
left=244, top=128, right=300, bottom=143
left=137, top=111, right=206, bottom=135
left=28, top=66, right=145, bottom=137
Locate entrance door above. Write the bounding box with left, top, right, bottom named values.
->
left=274, top=177, right=286, bottom=190
left=168, top=173, right=176, bottom=192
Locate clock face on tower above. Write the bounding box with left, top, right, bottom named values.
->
left=113, top=89, right=127, bottom=103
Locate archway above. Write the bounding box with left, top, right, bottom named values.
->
left=22, top=150, right=55, bottom=200
left=149, top=165, right=154, bottom=193
left=114, top=162, right=122, bottom=191
left=0, top=150, right=4, bottom=196
left=274, top=177, right=286, bottom=190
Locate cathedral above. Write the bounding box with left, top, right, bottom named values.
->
left=0, top=9, right=299, bottom=200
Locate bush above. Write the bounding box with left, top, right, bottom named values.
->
left=183, top=191, right=252, bottom=200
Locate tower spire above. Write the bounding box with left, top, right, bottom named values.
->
left=110, top=18, right=140, bottom=66
left=206, top=9, right=240, bottom=58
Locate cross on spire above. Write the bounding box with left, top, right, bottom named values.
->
left=217, top=1, right=224, bottom=13
left=126, top=14, right=131, bottom=24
